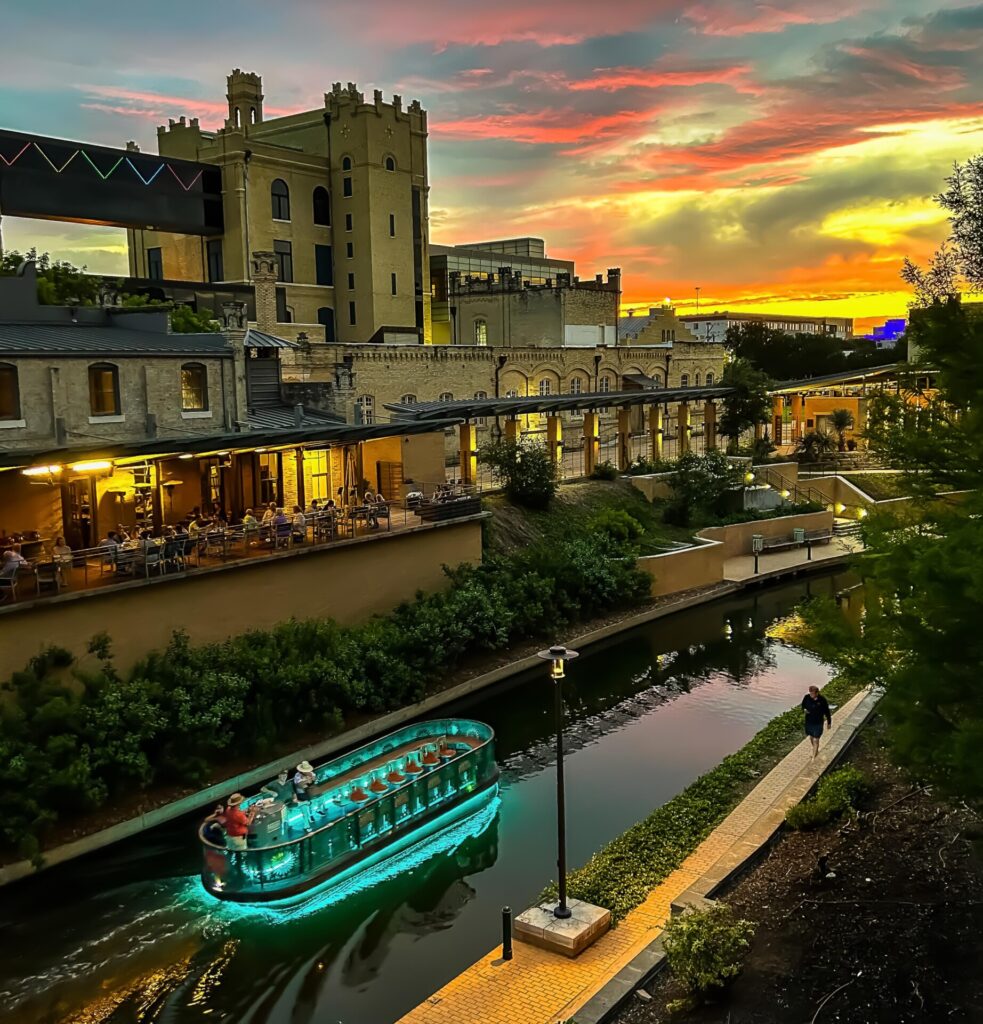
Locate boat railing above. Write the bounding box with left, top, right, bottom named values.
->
left=200, top=719, right=497, bottom=898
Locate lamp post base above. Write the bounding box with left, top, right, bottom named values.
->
left=553, top=903, right=572, bottom=920
left=514, top=899, right=611, bottom=958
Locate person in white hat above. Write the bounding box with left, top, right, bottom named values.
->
left=220, top=793, right=256, bottom=851
left=293, top=761, right=316, bottom=801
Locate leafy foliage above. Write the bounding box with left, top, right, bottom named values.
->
left=935, top=155, right=983, bottom=290
left=169, top=304, right=220, bottom=333
left=662, top=903, right=755, bottom=1006
left=477, top=439, right=559, bottom=509
left=663, top=450, right=741, bottom=526
left=829, top=408, right=855, bottom=452
left=785, top=765, right=869, bottom=830
left=588, top=508, right=645, bottom=547
left=719, top=359, right=771, bottom=452
left=795, top=429, right=836, bottom=463
left=590, top=460, right=619, bottom=481
left=541, top=673, right=864, bottom=921
left=0, top=530, right=651, bottom=860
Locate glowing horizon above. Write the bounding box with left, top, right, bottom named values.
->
left=2, top=1, right=982, bottom=322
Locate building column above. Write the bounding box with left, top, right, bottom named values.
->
left=546, top=415, right=563, bottom=478
left=772, top=395, right=784, bottom=445
left=677, top=402, right=691, bottom=455
left=790, top=393, right=803, bottom=440
left=648, top=406, right=664, bottom=462
left=459, top=422, right=477, bottom=486
left=703, top=401, right=717, bottom=450
left=617, top=408, right=633, bottom=471
left=505, top=418, right=521, bottom=444
left=583, top=412, right=600, bottom=477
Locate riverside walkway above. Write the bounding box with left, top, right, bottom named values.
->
left=397, top=685, right=878, bottom=1024
left=723, top=533, right=863, bottom=584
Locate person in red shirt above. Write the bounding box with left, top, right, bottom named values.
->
left=219, top=793, right=256, bottom=851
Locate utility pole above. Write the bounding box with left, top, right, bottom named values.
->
left=695, top=286, right=701, bottom=314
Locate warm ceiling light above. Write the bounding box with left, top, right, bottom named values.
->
left=179, top=453, right=195, bottom=460
left=22, top=464, right=62, bottom=477
left=70, top=460, right=112, bottom=473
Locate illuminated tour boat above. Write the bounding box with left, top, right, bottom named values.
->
left=199, top=719, right=498, bottom=902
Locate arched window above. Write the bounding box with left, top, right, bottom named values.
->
left=706, top=371, right=714, bottom=385
left=355, top=395, right=374, bottom=424
left=384, top=155, right=396, bottom=172
left=234, top=107, right=241, bottom=128
left=538, top=378, right=552, bottom=396
left=695, top=372, right=701, bottom=386
left=568, top=376, right=584, bottom=395
left=505, top=389, right=519, bottom=399
left=680, top=373, right=689, bottom=387
left=474, top=319, right=488, bottom=346
left=317, top=306, right=336, bottom=343
left=342, top=156, right=352, bottom=171
left=180, top=362, right=208, bottom=412
left=88, top=363, right=121, bottom=417
left=312, top=186, right=330, bottom=226
left=439, top=391, right=454, bottom=402
left=271, top=178, right=290, bottom=221
left=0, top=363, right=21, bottom=421
left=250, top=107, right=257, bottom=125
left=400, top=393, right=417, bottom=405
left=599, top=375, right=611, bottom=393
left=474, top=390, right=488, bottom=426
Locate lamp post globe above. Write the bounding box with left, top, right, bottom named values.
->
left=537, top=644, right=579, bottom=919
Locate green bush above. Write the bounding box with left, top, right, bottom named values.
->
left=0, top=530, right=651, bottom=861
left=590, top=460, right=619, bottom=481
left=477, top=438, right=559, bottom=509
left=662, top=903, right=754, bottom=1004
left=785, top=765, right=869, bottom=830
left=541, top=673, right=863, bottom=921
left=588, top=508, right=645, bottom=546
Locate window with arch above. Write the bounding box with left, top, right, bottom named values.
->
left=271, top=178, right=290, bottom=221
left=400, top=393, right=417, bottom=405
left=474, top=390, right=488, bottom=425
left=384, top=155, right=396, bottom=172
left=312, top=186, right=330, bottom=226
left=250, top=107, right=257, bottom=125
left=505, top=389, right=519, bottom=399
left=317, top=306, right=336, bottom=343
left=88, top=363, right=121, bottom=417
left=680, top=373, right=689, bottom=387
left=234, top=107, right=241, bottom=128
left=439, top=392, right=454, bottom=402
left=342, top=156, right=352, bottom=171
left=599, top=375, right=612, bottom=393
left=355, top=395, right=374, bottom=425
left=538, top=378, right=552, bottom=396
left=695, top=372, right=701, bottom=386
left=474, top=319, right=488, bottom=346
left=568, top=376, right=584, bottom=395
left=706, top=371, right=714, bottom=385
left=0, top=363, right=20, bottom=421
left=180, top=363, right=208, bottom=412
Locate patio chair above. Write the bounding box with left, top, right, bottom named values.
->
left=0, top=572, right=18, bottom=603
left=141, top=543, right=164, bottom=578
left=35, top=561, right=62, bottom=594
left=275, top=520, right=291, bottom=549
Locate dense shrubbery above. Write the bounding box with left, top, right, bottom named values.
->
left=0, top=530, right=650, bottom=863
left=589, top=460, right=619, bottom=480
left=785, top=765, right=869, bottom=830
left=477, top=439, right=559, bottom=509
left=542, top=673, right=862, bottom=921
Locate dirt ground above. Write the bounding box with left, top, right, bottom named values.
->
left=618, top=718, right=983, bottom=1024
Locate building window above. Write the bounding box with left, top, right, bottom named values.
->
left=439, top=392, right=453, bottom=402
left=276, top=288, right=292, bottom=323
left=569, top=377, right=584, bottom=395
left=271, top=178, right=290, bottom=221
left=343, top=176, right=352, bottom=198
left=312, top=186, right=331, bottom=226
left=538, top=378, right=552, bottom=396
left=505, top=389, right=519, bottom=399
left=389, top=213, right=396, bottom=237
left=146, top=247, right=163, bottom=281
left=474, top=319, right=488, bottom=346
left=474, top=390, right=488, bottom=426
left=181, top=362, right=208, bottom=412
left=0, top=363, right=20, bottom=421
left=315, top=244, right=333, bottom=286
left=347, top=272, right=355, bottom=289
left=391, top=272, right=397, bottom=296
left=599, top=375, right=611, bottom=393
left=342, top=156, right=352, bottom=171
left=349, top=300, right=357, bottom=325
left=680, top=373, right=689, bottom=387
left=317, top=306, right=336, bottom=343
left=400, top=393, right=417, bottom=404
left=695, top=372, right=701, bottom=386
left=273, top=240, right=293, bottom=283
left=355, top=395, right=374, bottom=424
left=345, top=212, right=353, bottom=232
left=385, top=155, right=396, bottom=171
left=205, top=239, right=223, bottom=283
left=706, top=371, right=714, bottom=385
left=88, top=363, right=120, bottom=417
left=346, top=242, right=354, bottom=259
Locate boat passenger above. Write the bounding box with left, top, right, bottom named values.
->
left=261, top=769, right=297, bottom=805
left=293, top=761, right=317, bottom=801
left=201, top=803, right=227, bottom=845
left=220, top=793, right=256, bottom=851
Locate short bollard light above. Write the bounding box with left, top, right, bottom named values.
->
left=502, top=906, right=513, bottom=961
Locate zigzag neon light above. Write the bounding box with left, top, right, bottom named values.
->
left=0, top=143, right=29, bottom=167
left=168, top=164, right=204, bottom=191
left=81, top=151, right=124, bottom=180
left=33, top=143, right=79, bottom=173
left=126, top=157, right=164, bottom=185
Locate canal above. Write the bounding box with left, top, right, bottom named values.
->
left=0, top=572, right=851, bottom=1024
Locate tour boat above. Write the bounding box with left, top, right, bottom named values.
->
left=199, top=718, right=498, bottom=902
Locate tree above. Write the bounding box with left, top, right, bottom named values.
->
left=828, top=408, right=855, bottom=452
left=936, top=155, right=983, bottom=290
left=663, top=450, right=741, bottom=526
left=900, top=242, right=960, bottom=306
left=1, top=248, right=102, bottom=305
left=169, top=304, right=220, bottom=334
left=477, top=439, right=558, bottom=509
left=719, top=359, right=771, bottom=453
left=795, top=429, right=835, bottom=462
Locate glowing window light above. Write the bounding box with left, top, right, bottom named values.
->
left=22, top=464, right=62, bottom=477
left=70, top=460, right=112, bottom=472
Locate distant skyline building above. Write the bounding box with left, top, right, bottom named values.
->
left=864, top=317, right=906, bottom=348
left=676, top=310, right=854, bottom=342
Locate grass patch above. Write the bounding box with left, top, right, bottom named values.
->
left=541, top=673, right=865, bottom=922
left=843, top=473, right=913, bottom=502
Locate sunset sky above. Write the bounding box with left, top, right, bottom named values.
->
left=2, top=1, right=983, bottom=326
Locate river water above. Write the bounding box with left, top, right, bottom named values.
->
left=0, top=572, right=849, bottom=1024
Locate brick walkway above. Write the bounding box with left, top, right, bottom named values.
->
left=396, top=687, right=876, bottom=1024
left=723, top=534, right=862, bottom=584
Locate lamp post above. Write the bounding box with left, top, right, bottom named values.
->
left=537, top=643, right=579, bottom=919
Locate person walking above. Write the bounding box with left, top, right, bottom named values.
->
left=801, top=685, right=832, bottom=758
